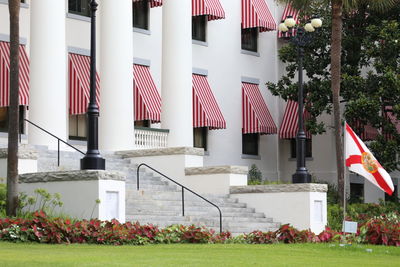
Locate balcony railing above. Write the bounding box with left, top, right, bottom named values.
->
left=134, top=127, right=169, bottom=149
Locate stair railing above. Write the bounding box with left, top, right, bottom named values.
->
left=137, top=163, right=223, bottom=233
left=21, top=119, right=86, bottom=166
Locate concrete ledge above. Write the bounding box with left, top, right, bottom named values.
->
left=0, top=146, right=38, bottom=160
left=19, top=170, right=126, bottom=222
left=230, top=183, right=328, bottom=194
left=20, top=170, right=125, bottom=183
left=185, top=166, right=248, bottom=176
left=117, top=147, right=204, bottom=158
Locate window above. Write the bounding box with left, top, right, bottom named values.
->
left=68, top=0, right=90, bottom=17
left=192, top=16, right=207, bottom=42
left=193, top=127, right=208, bottom=151
left=0, top=106, right=25, bottom=134
left=241, top=28, right=258, bottom=52
left=350, top=183, right=364, bottom=203
left=290, top=138, right=312, bottom=158
left=242, top=133, right=259, bottom=155
left=69, top=114, right=87, bottom=140
left=133, top=0, right=149, bottom=30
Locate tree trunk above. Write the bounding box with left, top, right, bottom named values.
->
left=6, top=0, right=21, bottom=217
left=331, top=0, right=345, bottom=207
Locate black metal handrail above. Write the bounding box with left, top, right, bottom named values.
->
left=137, top=163, right=223, bottom=233
left=22, top=119, right=86, bottom=166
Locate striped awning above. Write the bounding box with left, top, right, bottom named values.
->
left=192, top=0, right=225, bottom=21
left=193, top=74, right=226, bottom=129
left=242, top=82, right=277, bottom=134
left=0, top=41, right=29, bottom=107
left=349, top=119, right=378, bottom=141
left=242, top=0, right=276, bottom=32
left=68, top=53, right=100, bottom=115
left=278, top=3, right=300, bottom=38
left=134, top=64, right=161, bottom=123
left=132, top=0, right=163, bottom=8
left=279, top=100, right=311, bottom=139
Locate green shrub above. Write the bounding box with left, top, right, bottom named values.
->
left=248, top=164, right=262, bottom=184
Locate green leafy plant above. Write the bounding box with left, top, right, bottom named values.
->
left=248, top=164, right=262, bottom=184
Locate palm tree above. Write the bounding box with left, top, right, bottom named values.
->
left=6, top=0, right=21, bottom=216
left=279, top=0, right=398, bottom=206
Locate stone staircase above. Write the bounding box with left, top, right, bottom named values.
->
left=33, top=146, right=280, bottom=235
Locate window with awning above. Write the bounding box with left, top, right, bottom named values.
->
left=242, top=82, right=277, bottom=134
left=68, top=53, right=100, bottom=115
left=192, top=74, right=226, bottom=130
left=279, top=100, right=311, bottom=139
left=0, top=41, right=29, bottom=107
left=192, top=0, right=225, bottom=21
left=241, top=0, right=276, bottom=32
left=133, top=64, right=161, bottom=123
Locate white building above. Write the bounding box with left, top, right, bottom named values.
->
left=0, top=0, right=398, bottom=203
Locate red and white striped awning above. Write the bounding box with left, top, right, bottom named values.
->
left=68, top=53, right=100, bottom=115
left=193, top=74, right=226, bottom=129
left=278, top=3, right=300, bottom=38
left=242, top=82, right=277, bottom=134
left=134, top=64, right=161, bottom=123
left=132, top=0, right=163, bottom=8
left=192, top=0, right=225, bottom=21
left=242, top=0, right=276, bottom=32
left=349, top=120, right=378, bottom=141
left=279, top=100, right=311, bottom=139
left=0, top=41, right=29, bottom=107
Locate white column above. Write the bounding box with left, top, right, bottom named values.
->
left=99, top=0, right=134, bottom=151
left=161, top=0, right=193, bottom=147
left=28, top=0, right=67, bottom=148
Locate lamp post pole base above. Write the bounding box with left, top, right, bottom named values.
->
left=81, top=155, right=105, bottom=170
left=292, top=170, right=312, bottom=183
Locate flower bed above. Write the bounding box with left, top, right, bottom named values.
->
left=0, top=211, right=398, bottom=246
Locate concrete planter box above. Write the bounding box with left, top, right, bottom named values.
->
left=230, top=183, right=328, bottom=234
left=185, top=166, right=248, bottom=195
left=19, top=170, right=126, bottom=222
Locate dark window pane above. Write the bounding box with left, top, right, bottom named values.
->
left=350, top=183, right=364, bottom=203
left=134, top=120, right=150, bottom=128
left=290, top=138, right=312, bottom=158
left=69, top=0, right=90, bottom=17
left=0, top=106, right=25, bottom=134
left=193, top=127, right=208, bottom=151
left=192, top=16, right=207, bottom=42
left=241, top=28, right=258, bottom=52
left=133, top=1, right=149, bottom=30
left=242, top=133, right=259, bottom=155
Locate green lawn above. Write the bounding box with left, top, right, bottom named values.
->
left=0, top=242, right=399, bottom=267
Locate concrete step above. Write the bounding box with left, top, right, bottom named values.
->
left=126, top=199, right=247, bottom=208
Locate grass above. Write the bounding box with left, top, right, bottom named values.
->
left=0, top=243, right=399, bottom=267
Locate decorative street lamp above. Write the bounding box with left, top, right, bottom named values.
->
left=81, top=0, right=105, bottom=170
left=279, top=15, right=322, bottom=183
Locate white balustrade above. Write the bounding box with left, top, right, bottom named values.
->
left=134, top=128, right=169, bottom=149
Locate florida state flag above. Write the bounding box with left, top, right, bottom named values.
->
left=345, top=123, right=394, bottom=195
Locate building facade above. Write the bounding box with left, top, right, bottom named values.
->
left=0, top=0, right=398, bottom=202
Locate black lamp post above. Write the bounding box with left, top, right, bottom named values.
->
left=279, top=16, right=322, bottom=183
left=81, top=0, right=105, bottom=170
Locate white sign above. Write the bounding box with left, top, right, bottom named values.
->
left=343, top=221, right=358, bottom=233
